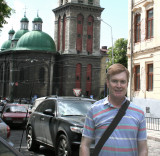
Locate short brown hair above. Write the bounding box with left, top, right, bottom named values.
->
left=106, top=63, right=130, bottom=82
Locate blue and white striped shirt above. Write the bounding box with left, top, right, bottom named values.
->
left=82, top=97, right=147, bottom=156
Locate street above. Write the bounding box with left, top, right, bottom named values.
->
left=10, top=128, right=54, bottom=156
left=10, top=129, right=160, bottom=156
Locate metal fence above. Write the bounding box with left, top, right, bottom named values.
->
left=145, top=117, right=160, bottom=131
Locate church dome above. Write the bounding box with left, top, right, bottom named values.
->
left=16, top=31, right=56, bottom=52
left=8, top=29, right=15, bottom=34
left=12, top=29, right=29, bottom=41
left=33, top=16, right=43, bottom=23
left=20, top=16, right=29, bottom=22
left=1, top=40, right=11, bottom=51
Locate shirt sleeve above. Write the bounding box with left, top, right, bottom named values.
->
left=82, top=107, right=95, bottom=139
left=138, top=114, right=147, bottom=141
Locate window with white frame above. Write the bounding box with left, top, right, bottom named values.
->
left=147, top=63, right=153, bottom=91
left=146, top=9, right=153, bottom=39
left=134, top=65, right=140, bottom=91
left=135, top=13, right=141, bottom=43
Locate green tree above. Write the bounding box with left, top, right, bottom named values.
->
left=107, top=38, right=128, bottom=68
left=0, top=0, right=13, bottom=30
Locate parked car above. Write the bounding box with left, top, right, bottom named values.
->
left=31, top=96, right=46, bottom=113
left=0, top=118, right=10, bottom=139
left=0, top=104, right=30, bottom=128
left=26, top=96, right=96, bottom=155
left=0, top=136, right=23, bottom=156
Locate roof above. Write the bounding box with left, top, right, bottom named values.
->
left=32, top=16, right=43, bottom=23
left=20, top=16, right=29, bottom=22
left=12, top=30, right=29, bottom=41
left=0, top=40, right=11, bottom=51
left=8, top=29, right=15, bottom=34
left=16, top=31, right=56, bottom=52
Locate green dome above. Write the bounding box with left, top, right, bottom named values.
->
left=33, top=16, right=43, bottom=23
left=8, top=29, right=15, bottom=34
left=12, top=30, right=29, bottom=41
left=1, top=40, right=11, bottom=51
left=20, top=16, right=29, bottom=22
left=16, top=31, right=56, bottom=52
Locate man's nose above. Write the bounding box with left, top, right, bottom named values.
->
left=116, top=81, right=121, bottom=87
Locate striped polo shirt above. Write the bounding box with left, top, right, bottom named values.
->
left=82, top=97, right=147, bottom=156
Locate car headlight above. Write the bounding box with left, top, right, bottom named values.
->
left=70, top=126, right=83, bottom=134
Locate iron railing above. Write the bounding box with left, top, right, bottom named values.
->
left=145, top=117, right=160, bottom=131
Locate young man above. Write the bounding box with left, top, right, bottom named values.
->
left=79, top=63, right=148, bottom=156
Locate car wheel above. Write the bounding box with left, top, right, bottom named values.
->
left=26, top=126, right=39, bottom=151
left=56, top=134, right=72, bottom=156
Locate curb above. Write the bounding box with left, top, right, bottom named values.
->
left=147, top=136, right=160, bottom=142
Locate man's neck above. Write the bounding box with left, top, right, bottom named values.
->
left=108, top=96, right=125, bottom=108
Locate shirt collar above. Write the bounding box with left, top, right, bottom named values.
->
left=102, top=96, right=127, bottom=108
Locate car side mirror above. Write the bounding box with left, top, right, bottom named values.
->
left=43, top=109, right=55, bottom=116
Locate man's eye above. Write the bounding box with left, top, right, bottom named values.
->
left=112, top=80, right=118, bottom=83
left=121, top=80, right=126, bottom=84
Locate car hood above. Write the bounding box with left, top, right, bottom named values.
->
left=3, top=112, right=29, bottom=118
left=61, top=116, right=86, bottom=127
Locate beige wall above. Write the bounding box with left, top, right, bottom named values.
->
left=127, top=0, right=160, bottom=117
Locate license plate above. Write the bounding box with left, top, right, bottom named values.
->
left=13, top=120, right=23, bottom=123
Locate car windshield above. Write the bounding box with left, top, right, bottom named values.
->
left=58, top=100, right=94, bottom=116
left=5, top=106, right=27, bottom=113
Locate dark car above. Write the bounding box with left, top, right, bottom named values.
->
left=0, top=104, right=30, bottom=128
left=26, top=96, right=96, bottom=156
left=0, top=136, right=24, bottom=156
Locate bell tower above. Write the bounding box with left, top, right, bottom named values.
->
left=53, top=0, right=105, bottom=99
left=53, top=0, right=104, bottom=55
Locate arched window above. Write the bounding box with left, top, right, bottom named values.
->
left=88, top=0, right=93, bottom=5
left=75, top=63, right=82, bottom=88
left=76, top=14, right=83, bottom=53
left=39, top=67, right=45, bottom=83
left=86, top=64, right=92, bottom=97
left=20, top=68, right=24, bottom=82
left=0, top=65, right=3, bottom=82
left=62, top=14, right=66, bottom=52
left=86, top=16, right=94, bottom=54
left=6, top=65, right=9, bottom=82
left=57, top=16, right=61, bottom=51
left=61, top=0, right=63, bottom=5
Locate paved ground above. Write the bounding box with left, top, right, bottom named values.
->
left=9, top=129, right=160, bottom=156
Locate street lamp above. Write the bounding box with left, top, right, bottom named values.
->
left=97, top=17, right=114, bottom=64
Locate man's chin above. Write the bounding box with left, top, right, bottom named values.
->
left=114, top=94, right=125, bottom=99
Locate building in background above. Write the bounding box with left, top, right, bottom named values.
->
left=0, top=0, right=107, bottom=101
left=127, top=0, right=160, bottom=117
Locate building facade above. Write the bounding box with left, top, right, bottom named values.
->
left=0, top=0, right=106, bottom=101
left=127, top=0, right=160, bottom=117
left=52, top=0, right=105, bottom=98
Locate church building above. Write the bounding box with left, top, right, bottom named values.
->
left=0, top=0, right=106, bottom=101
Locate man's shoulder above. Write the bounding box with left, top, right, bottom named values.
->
left=128, top=101, right=145, bottom=115
left=91, top=97, right=108, bottom=109
left=94, top=97, right=108, bottom=105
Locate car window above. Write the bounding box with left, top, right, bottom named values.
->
left=58, top=100, right=92, bottom=116
left=36, top=100, right=55, bottom=113
left=4, top=106, right=27, bottom=113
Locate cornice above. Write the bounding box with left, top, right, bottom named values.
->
left=52, top=3, right=104, bottom=14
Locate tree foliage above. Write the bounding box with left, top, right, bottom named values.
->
left=0, top=0, right=13, bottom=30
left=106, top=38, right=128, bottom=68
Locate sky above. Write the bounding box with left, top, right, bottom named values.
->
left=0, top=0, right=128, bottom=49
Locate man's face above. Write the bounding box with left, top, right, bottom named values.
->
left=107, top=71, right=128, bottom=99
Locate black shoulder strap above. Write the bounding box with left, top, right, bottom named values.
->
left=93, top=100, right=130, bottom=156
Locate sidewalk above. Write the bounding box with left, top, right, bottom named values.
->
left=147, top=129, right=160, bottom=142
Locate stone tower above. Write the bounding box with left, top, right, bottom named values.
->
left=53, top=0, right=103, bottom=55
left=52, top=0, right=105, bottom=98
